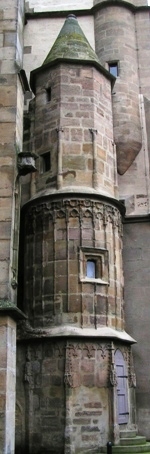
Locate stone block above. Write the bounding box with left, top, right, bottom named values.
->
left=68, top=294, right=81, bottom=313
left=0, top=123, right=15, bottom=143
left=82, top=143, right=92, bottom=153
left=55, top=276, right=67, bottom=294
left=0, top=261, right=9, bottom=283
left=62, top=142, right=81, bottom=155
left=0, top=222, right=11, bottom=239
left=83, top=374, right=95, bottom=387
left=1, top=59, right=16, bottom=74
left=0, top=371, right=6, bottom=393
left=55, top=240, right=66, bottom=260
left=70, top=128, right=83, bottom=142
left=0, top=396, right=5, bottom=412
left=56, top=260, right=67, bottom=276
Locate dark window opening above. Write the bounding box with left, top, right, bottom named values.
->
left=108, top=62, right=118, bottom=77
left=46, top=87, right=51, bottom=102
left=41, top=152, right=51, bottom=173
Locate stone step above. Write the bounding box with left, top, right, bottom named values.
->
left=111, top=451, right=150, bottom=454
left=112, top=443, right=150, bottom=453
left=120, top=437, right=146, bottom=446
left=120, top=431, right=137, bottom=439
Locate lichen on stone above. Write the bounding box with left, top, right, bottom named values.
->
left=0, top=300, right=16, bottom=309
left=43, top=15, right=100, bottom=66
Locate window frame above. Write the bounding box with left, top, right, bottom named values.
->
left=45, top=86, right=52, bottom=102
left=86, top=259, right=97, bottom=279
left=79, top=247, right=109, bottom=285
left=40, top=151, right=51, bottom=174
left=108, top=61, right=119, bottom=78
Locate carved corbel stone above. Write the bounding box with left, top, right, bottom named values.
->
left=110, top=363, right=117, bottom=387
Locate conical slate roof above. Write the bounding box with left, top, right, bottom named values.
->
left=42, top=14, right=100, bottom=66
left=30, top=15, right=114, bottom=93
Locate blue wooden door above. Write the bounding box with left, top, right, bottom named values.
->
left=115, top=349, right=129, bottom=424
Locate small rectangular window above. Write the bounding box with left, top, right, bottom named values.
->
left=108, top=62, right=118, bottom=77
left=46, top=87, right=51, bottom=102
left=86, top=260, right=96, bottom=279
left=79, top=247, right=109, bottom=284
left=40, top=152, right=51, bottom=173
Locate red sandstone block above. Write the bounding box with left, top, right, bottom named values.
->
left=82, top=295, right=94, bottom=314
left=71, top=128, right=83, bottom=142
left=82, top=143, right=92, bottom=153
left=81, top=360, right=94, bottom=373
left=80, top=103, right=94, bottom=111
left=82, top=374, right=95, bottom=387
left=63, top=118, right=80, bottom=127
left=80, top=68, right=93, bottom=78
left=82, top=228, right=93, bottom=240
left=69, top=228, right=80, bottom=240
left=76, top=111, right=90, bottom=118
left=84, top=130, right=92, bottom=142
left=68, top=294, right=81, bottom=313
left=61, top=84, right=81, bottom=96
left=68, top=260, right=78, bottom=275
left=69, top=278, right=78, bottom=294
left=55, top=276, right=67, bottom=293
left=81, top=79, right=93, bottom=90
left=62, top=143, right=81, bottom=154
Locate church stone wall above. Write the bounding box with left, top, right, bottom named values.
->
left=0, top=0, right=24, bottom=451
left=25, top=0, right=93, bottom=12
left=123, top=221, right=150, bottom=439
left=135, top=11, right=150, bottom=100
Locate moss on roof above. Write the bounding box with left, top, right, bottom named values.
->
left=43, top=14, right=100, bottom=66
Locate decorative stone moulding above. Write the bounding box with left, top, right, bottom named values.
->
left=24, top=197, right=123, bottom=235
left=18, top=151, right=38, bottom=176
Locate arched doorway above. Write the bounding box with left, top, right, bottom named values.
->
left=114, top=349, right=129, bottom=424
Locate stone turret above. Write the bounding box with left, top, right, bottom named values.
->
left=93, top=1, right=142, bottom=174
left=22, top=15, right=125, bottom=332
left=30, top=14, right=117, bottom=198
left=17, top=15, right=137, bottom=453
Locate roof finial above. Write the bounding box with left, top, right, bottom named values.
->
left=67, top=14, right=77, bottom=19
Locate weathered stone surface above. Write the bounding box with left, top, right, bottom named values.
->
left=0, top=0, right=24, bottom=452
left=0, top=317, right=16, bottom=454
left=123, top=222, right=150, bottom=439
left=94, top=5, right=142, bottom=175
left=21, top=197, right=124, bottom=331
left=1, top=2, right=150, bottom=453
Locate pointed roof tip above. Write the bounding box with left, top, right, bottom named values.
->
left=30, top=14, right=115, bottom=94
left=67, top=14, right=77, bottom=19
left=42, top=14, right=100, bottom=67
